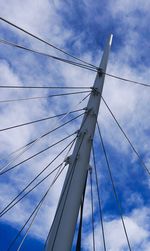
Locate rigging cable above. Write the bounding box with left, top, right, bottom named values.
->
left=50, top=131, right=86, bottom=250
left=105, top=72, right=150, bottom=88
left=4, top=92, right=90, bottom=164
left=48, top=107, right=91, bottom=249
left=0, top=137, right=77, bottom=217
left=0, top=40, right=150, bottom=88
left=0, top=85, right=91, bottom=90
left=92, top=144, right=106, bottom=251
left=16, top=164, right=68, bottom=251
left=75, top=173, right=88, bottom=251
left=89, top=168, right=96, bottom=251
left=0, top=17, right=97, bottom=69
left=7, top=138, right=75, bottom=251
left=51, top=135, right=76, bottom=185
left=0, top=39, right=97, bottom=73
left=0, top=111, right=85, bottom=174
left=97, top=122, right=132, bottom=251
left=0, top=108, right=85, bottom=132
left=0, top=131, right=77, bottom=175
left=47, top=108, right=90, bottom=249
left=0, top=90, right=90, bottom=104
left=6, top=161, right=64, bottom=251
left=45, top=108, right=91, bottom=249
left=101, top=96, right=150, bottom=176
left=1, top=38, right=150, bottom=88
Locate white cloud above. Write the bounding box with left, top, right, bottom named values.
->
left=84, top=207, right=150, bottom=251
left=0, top=0, right=150, bottom=249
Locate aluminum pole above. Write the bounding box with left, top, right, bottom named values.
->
left=45, top=34, right=113, bottom=251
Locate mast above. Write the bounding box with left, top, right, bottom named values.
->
left=45, top=34, right=113, bottom=251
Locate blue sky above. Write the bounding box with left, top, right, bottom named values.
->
left=0, top=0, right=150, bottom=250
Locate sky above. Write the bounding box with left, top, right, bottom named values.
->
left=0, top=0, right=150, bottom=250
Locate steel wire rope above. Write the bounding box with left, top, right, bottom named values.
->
left=44, top=110, right=90, bottom=250
left=0, top=85, right=91, bottom=90
left=16, top=162, right=70, bottom=251
left=75, top=173, right=87, bottom=251
left=101, top=96, right=150, bottom=176
left=0, top=113, right=83, bottom=174
left=16, top=163, right=66, bottom=251
left=0, top=39, right=97, bottom=73
left=97, top=122, right=132, bottom=251
left=89, top=168, right=96, bottom=251
left=1, top=71, right=150, bottom=89
left=7, top=138, right=75, bottom=251
left=1, top=38, right=150, bottom=88
left=0, top=131, right=77, bottom=176
left=92, top=144, right=106, bottom=251
left=0, top=109, right=86, bottom=174
left=6, top=161, right=63, bottom=251
left=0, top=90, right=91, bottom=104
left=0, top=94, right=90, bottom=217
left=0, top=136, right=77, bottom=217
left=51, top=135, right=76, bottom=186
left=1, top=40, right=148, bottom=88
left=0, top=108, right=85, bottom=132
left=0, top=17, right=97, bottom=69
left=2, top=92, right=90, bottom=170
left=105, top=72, right=150, bottom=88
left=48, top=108, right=91, bottom=249
left=50, top=131, right=86, bottom=250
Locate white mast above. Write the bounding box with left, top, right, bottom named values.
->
left=45, top=34, right=113, bottom=251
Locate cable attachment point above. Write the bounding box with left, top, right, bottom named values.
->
left=76, top=130, right=80, bottom=137
left=88, top=165, right=93, bottom=173
left=77, top=129, right=87, bottom=140
left=98, top=67, right=103, bottom=76
left=84, top=107, right=92, bottom=114
left=88, top=135, right=93, bottom=144
left=83, top=107, right=87, bottom=110
left=65, top=155, right=73, bottom=165
left=91, top=87, right=99, bottom=96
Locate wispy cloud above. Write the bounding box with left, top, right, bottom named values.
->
left=0, top=0, right=150, bottom=250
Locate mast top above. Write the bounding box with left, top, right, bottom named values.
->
left=99, top=34, right=113, bottom=71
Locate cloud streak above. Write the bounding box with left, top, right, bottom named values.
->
left=0, top=0, right=150, bottom=250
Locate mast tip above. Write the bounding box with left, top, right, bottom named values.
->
left=109, top=34, right=113, bottom=46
